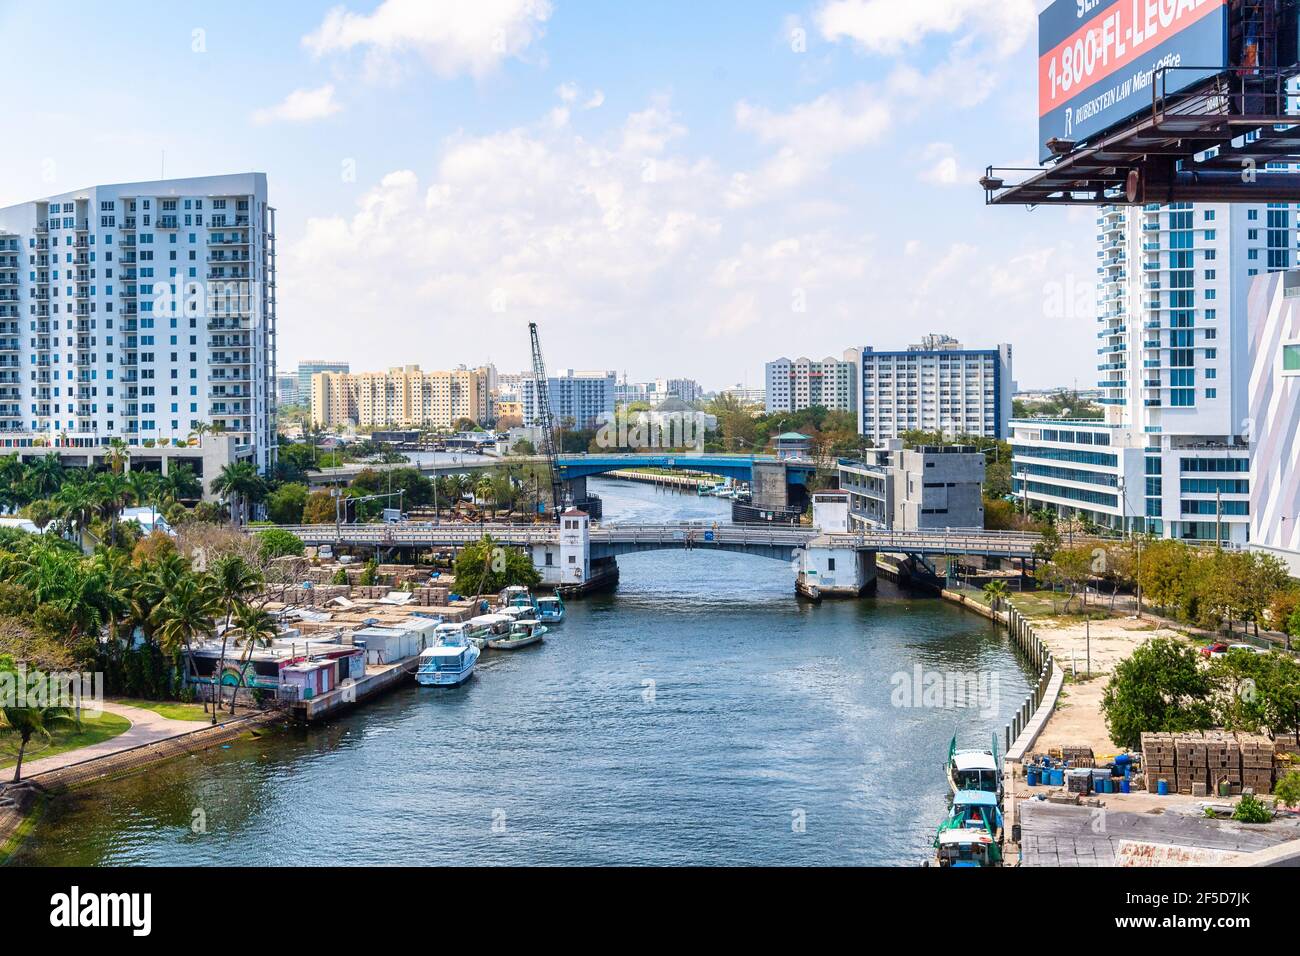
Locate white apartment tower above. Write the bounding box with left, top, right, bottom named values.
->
left=0, top=173, right=277, bottom=472
left=764, top=354, right=858, bottom=415
left=1011, top=201, right=1295, bottom=546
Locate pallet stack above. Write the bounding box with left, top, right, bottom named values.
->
left=1141, top=733, right=1177, bottom=792
left=1174, top=733, right=1210, bottom=795
left=1240, top=734, right=1274, bottom=795
left=1206, top=731, right=1242, bottom=795
left=1058, top=745, right=1096, bottom=768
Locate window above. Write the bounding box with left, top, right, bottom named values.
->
left=1284, top=342, right=1300, bottom=375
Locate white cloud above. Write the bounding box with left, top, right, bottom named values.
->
left=814, top=0, right=1036, bottom=57
left=730, top=86, right=891, bottom=204
left=303, top=0, right=553, bottom=79
left=917, top=142, right=974, bottom=187
left=250, top=85, right=341, bottom=125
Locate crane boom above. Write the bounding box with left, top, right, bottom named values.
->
left=528, top=322, right=566, bottom=518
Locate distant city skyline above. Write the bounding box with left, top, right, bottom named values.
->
left=0, top=1, right=1087, bottom=390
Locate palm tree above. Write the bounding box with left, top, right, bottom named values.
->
left=211, top=461, right=265, bottom=527
left=154, top=574, right=218, bottom=712
left=226, top=603, right=277, bottom=715
left=126, top=469, right=160, bottom=528
left=983, top=579, right=1010, bottom=613
left=160, top=464, right=203, bottom=506
left=92, top=471, right=132, bottom=547
left=26, top=454, right=65, bottom=499
left=1, top=703, right=77, bottom=783
left=103, top=437, right=131, bottom=475
left=475, top=475, right=495, bottom=517
left=204, top=555, right=263, bottom=721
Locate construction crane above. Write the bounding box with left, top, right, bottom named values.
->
left=528, top=322, right=566, bottom=519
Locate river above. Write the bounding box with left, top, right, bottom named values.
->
left=13, top=478, right=1031, bottom=866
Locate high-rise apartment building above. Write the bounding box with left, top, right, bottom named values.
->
left=1011, top=201, right=1295, bottom=546
left=310, top=365, right=491, bottom=430
left=0, top=173, right=277, bottom=471
left=856, top=336, right=1011, bottom=442
left=520, top=369, right=615, bottom=429
left=614, top=377, right=704, bottom=406
left=764, top=355, right=858, bottom=415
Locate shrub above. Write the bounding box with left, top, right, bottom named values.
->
left=1232, top=792, right=1273, bottom=824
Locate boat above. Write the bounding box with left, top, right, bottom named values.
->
left=946, top=734, right=1003, bottom=800
left=938, top=790, right=1005, bottom=847
left=931, top=827, right=998, bottom=868
left=415, top=631, right=480, bottom=687
left=536, top=594, right=565, bottom=624
left=469, top=613, right=514, bottom=647
left=487, top=618, right=547, bottom=650
left=497, top=585, right=537, bottom=612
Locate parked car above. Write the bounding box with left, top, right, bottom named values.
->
left=1227, top=643, right=1268, bottom=655
left=1200, top=642, right=1229, bottom=659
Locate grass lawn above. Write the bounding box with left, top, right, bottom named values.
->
left=112, top=698, right=211, bottom=722
left=1008, top=589, right=1112, bottom=621
left=0, top=711, right=132, bottom=771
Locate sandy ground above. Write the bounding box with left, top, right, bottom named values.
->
left=1031, top=613, right=1187, bottom=760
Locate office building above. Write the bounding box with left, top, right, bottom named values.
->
left=764, top=354, right=858, bottom=415
left=276, top=371, right=298, bottom=407
left=520, top=369, right=615, bottom=429
left=296, top=360, right=348, bottom=410
left=311, top=365, right=491, bottom=430
left=857, top=336, right=1012, bottom=442
left=0, top=173, right=277, bottom=472
left=1011, top=202, right=1295, bottom=546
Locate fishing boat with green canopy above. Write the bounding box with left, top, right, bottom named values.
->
left=946, top=733, right=1003, bottom=801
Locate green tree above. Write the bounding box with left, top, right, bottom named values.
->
left=265, top=482, right=310, bottom=525
left=453, top=535, right=541, bottom=596
left=1274, top=770, right=1300, bottom=809
left=982, top=579, right=1009, bottom=612
left=227, top=603, right=277, bottom=716
left=1137, top=539, right=1193, bottom=614
left=204, top=555, right=263, bottom=721
left=211, top=461, right=267, bottom=527
left=256, top=528, right=305, bottom=562
left=154, top=574, right=217, bottom=714
left=1101, top=637, right=1216, bottom=750
left=1, top=694, right=77, bottom=783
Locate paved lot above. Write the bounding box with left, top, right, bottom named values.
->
left=1020, top=799, right=1300, bottom=866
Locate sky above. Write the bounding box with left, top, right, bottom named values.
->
left=0, top=0, right=1100, bottom=391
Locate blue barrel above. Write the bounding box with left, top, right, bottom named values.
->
left=1026, top=768, right=1039, bottom=787
left=1157, top=779, right=1169, bottom=796
left=1120, top=778, right=1131, bottom=794
left=1050, top=769, right=1064, bottom=787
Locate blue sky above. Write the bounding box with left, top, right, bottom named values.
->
left=0, top=0, right=1096, bottom=390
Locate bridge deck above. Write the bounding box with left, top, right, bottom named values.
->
left=263, top=523, right=1045, bottom=558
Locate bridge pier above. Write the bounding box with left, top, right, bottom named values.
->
left=796, top=538, right=876, bottom=599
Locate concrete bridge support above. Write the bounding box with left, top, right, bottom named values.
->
left=796, top=540, right=876, bottom=599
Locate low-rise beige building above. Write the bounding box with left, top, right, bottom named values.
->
left=311, top=365, right=492, bottom=430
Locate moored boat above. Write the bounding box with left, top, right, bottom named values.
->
left=946, top=734, right=1003, bottom=800
left=497, top=585, right=537, bottom=612
left=415, top=637, right=480, bottom=687
left=487, top=618, right=547, bottom=650
left=939, top=790, right=1005, bottom=846
left=469, top=613, right=514, bottom=647
left=536, top=594, right=565, bottom=624
left=931, top=827, right=998, bottom=868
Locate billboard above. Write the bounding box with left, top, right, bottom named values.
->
left=1039, top=0, right=1229, bottom=162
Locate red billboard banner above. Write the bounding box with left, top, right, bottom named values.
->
left=1037, top=0, right=1229, bottom=160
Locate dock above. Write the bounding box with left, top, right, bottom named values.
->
left=288, top=653, right=421, bottom=723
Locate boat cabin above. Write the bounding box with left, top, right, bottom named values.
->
left=952, top=751, right=1001, bottom=794
left=934, top=828, right=995, bottom=867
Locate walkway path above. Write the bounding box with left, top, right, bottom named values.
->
left=20, top=701, right=209, bottom=781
